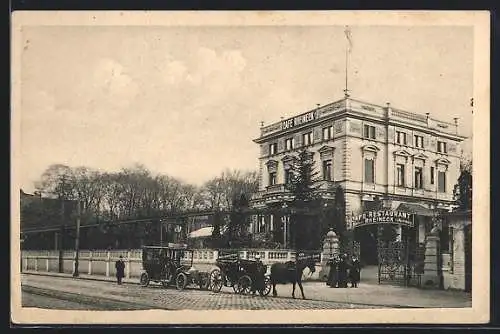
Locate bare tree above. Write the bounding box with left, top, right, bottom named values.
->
left=35, top=164, right=75, bottom=200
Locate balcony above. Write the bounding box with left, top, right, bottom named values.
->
left=266, top=184, right=288, bottom=193
left=251, top=180, right=338, bottom=207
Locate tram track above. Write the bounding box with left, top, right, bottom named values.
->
left=21, top=273, right=430, bottom=309
left=21, top=285, right=174, bottom=310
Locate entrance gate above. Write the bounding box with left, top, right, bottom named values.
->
left=377, top=240, right=424, bottom=287
left=352, top=209, right=423, bottom=287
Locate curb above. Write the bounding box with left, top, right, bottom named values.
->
left=22, top=271, right=141, bottom=286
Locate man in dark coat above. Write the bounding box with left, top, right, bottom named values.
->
left=349, top=256, right=361, bottom=288
left=251, top=254, right=266, bottom=296
left=326, top=255, right=338, bottom=288
left=337, top=254, right=348, bottom=288
left=115, top=255, right=125, bottom=285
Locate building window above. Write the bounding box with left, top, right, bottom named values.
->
left=415, top=135, right=424, bottom=148
left=322, top=126, right=334, bottom=141
left=437, top=141, right=447, bottom=153
left=396, top=131, right=407, bottom=145
left=285, top=137, right=295, bottom=151
left=438, top=171, right=446, bottom=192
left=269, top=172, right=277, bottom=186
left=363, top=125, right=376, bottom=140
left=322, top=160, right=332, bottom=181
left=269, top=143, right=278, bottom=155
left=302, top=132, right=313, bottom=146
left=430, top=166, right=435, bottom=184
left=414, top=167, right=423, bottom=189
left=364, top=159, right=374, bottom=183
left=396, top=163, right=405, bottom=187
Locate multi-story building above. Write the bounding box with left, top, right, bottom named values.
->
left=250, top=96, right=467, bottom=254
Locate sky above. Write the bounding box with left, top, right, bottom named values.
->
left=18, top=25, right=474, bottom=193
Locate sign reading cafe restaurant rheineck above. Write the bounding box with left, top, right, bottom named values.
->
left=351, top=210, right=414, bottom=228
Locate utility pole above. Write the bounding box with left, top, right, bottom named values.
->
left=58, top=196, right=65, bottom=272
left=73, top=200, right=82, bottom=277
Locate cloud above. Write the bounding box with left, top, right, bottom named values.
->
left=161, top=47, right=247, bottom=89
left=162, top=60, right=188, bottom=85
left=89, top=58, right=139, bottom=109
left=21, top=90, right=56, bottom=124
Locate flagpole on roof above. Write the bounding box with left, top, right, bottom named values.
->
left=344, top=25, right=353, bottom=98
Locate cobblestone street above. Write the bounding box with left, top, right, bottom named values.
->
left=21, top=274, right=384, bottom=310
left=21, top=272, right=471, bottom=310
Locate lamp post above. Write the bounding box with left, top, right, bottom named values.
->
left=282, top=202, right=288, bottom=248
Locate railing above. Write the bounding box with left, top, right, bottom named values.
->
left=265, top=184, right=288, bottom=193
left=390, top=108, right=427, bottom=123
left=21, top=248, right=318, bottom=280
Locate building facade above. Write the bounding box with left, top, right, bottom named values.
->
left=250, top=97, right=466, bottom=252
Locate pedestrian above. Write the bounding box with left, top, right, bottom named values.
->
left=251, top=254, right=266, bottom=296
left=115, top=255, right=125, bottom=285
left=349, top=256, right=361, bottom=288
left=337, top=254, right=348, bottom=288
left=326, top=255, right=337, bottom=288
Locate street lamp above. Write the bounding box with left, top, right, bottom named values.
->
left=282, top=203, right=288, bottom=248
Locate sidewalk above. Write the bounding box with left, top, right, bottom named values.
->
left=21, top=270, right=472, bottom=309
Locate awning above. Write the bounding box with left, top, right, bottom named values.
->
left=396, top=203, right=435, bottom=217
left=188, top=227, right=214, bottom=239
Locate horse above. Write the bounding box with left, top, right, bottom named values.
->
left=270, top=256, right=317, bottom=299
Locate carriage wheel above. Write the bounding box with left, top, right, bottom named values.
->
left=232, top=280, right=239, bottom=293
left=209, top=269, right=223, bottom=293
left=176, top=273, right=188, bottom=291
left=139, top=273, right=150, bottom=287
left=260, top=276, right=271, bottom=296
left=236, top=275, right=252, bottom=295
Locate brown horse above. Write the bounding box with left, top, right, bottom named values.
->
left=270, top=256, right=317, bottom=299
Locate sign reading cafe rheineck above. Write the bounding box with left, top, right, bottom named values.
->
left=351, top=210, right=414, bottom=228
left=282, top=111, right=316, bottom=130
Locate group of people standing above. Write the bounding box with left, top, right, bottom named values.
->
left=326, top=254, right=361, bottom=288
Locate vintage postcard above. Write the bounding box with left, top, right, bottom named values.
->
left=11, top=10, right=490, bottom=325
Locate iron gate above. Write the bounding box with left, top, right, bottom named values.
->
left=377, top=241, right=424, bottom=287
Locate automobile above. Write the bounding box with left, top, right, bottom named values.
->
left=139, top=244, right=210, bottom=291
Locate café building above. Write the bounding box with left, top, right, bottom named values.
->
left=250, top=96, right=466, bottom=262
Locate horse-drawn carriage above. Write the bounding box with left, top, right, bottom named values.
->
left=139, top=245, right=210, bottom=291
left=209, top=250, right=271, bottom=296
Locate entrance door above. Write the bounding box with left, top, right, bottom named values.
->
left=354, top=225, right=378, bottom=265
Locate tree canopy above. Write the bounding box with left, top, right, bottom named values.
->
left=453, top=158, right=472, bottom=211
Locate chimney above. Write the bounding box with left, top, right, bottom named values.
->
left=453, top=117, right=459, bottom=135
left=260, top=121, right=264, bottom=128
left=385, top=102, right=391, bottom=118
left=425, top=113, right=430, bottom=127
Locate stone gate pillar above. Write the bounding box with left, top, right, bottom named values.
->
left=319, top=229, right=339, bottom=281
left=422, top=228, right=442, bottom=289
